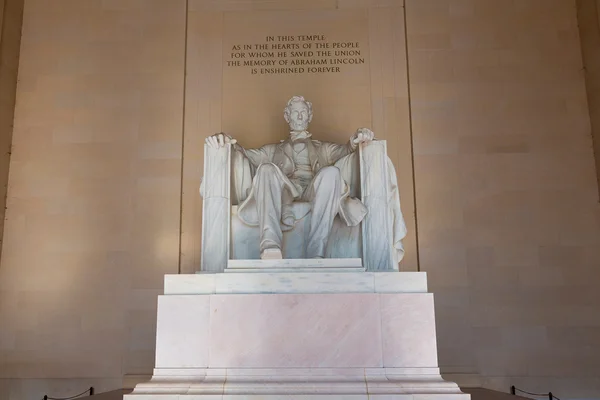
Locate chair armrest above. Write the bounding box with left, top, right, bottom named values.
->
left=200, top=143, right=231, bottom=272
left=359, top=140, right=396, bottom=271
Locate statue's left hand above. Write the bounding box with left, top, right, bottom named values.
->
left=352, top=128, right=375, bottom=145
left=206, top=133, right=237, bottom=149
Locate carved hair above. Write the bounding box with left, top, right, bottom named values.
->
left=284, top=95, right=313, bottom=122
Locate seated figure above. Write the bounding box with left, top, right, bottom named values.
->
left=202, top=95, right=407, bottom=269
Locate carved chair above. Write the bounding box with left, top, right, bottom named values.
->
left=200, top=140, right=397, bottom=272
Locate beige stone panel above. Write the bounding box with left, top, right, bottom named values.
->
left=0, top=0, right=24, bottom=262
left=518, top=265, right=566, bottom=287
left=484, top=376, right=600, bottom=399
left=415, top=189, right=463, bottom=233
left=434, top=306, right=472, bottom=351
left=437, top=346, right=476, bottom=370
left=0, top=0, right=4, bottom=34
left=468, top=265, right=520, bottom=288
left=476, top=348, right=530, bottom=377
left=408, top=0, right=600, bottom=391
left=0, top=251, right=129, bottom=294
left=124, top=308, right=159, bottom=374
left=0, top=334, right=124, bottom=378
left=470, top=303, right=600, bottom=329
left=414, top=154, right=461, bottom=193
left=547, top=326, right=600, bottom=349
left=419, top=247, right=468, bottom=287
left=0, top=379, right=8, bottom=400
left=538, top=244, right=585, bottom=268
left=579, top=0, right=600, bottom=193
left=369, top=5, right=417, bottom=271
left=180, top=10, right=223, bottom=274
left=432, top=287, right=469, bottom=308
left=0, top=378, right=123, bottom=400
left=526, top=349, right=600, bottom=378
left=221, top=10, right=370, bottom=145
left=338, top=0, right=399, bottom=8
left=190, top=0, right=337, bottom=12
left=471, top=326, right=502, bottom=349
left=1, top=0, right=186, bottom=383
left=138, top=107, right=184, bottom=141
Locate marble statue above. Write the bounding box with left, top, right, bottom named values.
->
left=203, top=95, right=407, bottom=266
left=127, top=99, right=465, bottom=400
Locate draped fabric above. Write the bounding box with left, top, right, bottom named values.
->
left=230, top=138, right=407, bottom=262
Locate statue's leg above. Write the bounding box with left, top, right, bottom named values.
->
left=254, top=163, right=286, bottom=259
left=304, top=166, right=342, bottom=258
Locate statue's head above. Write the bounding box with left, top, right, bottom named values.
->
left=284, top=95, right=313, bottom=132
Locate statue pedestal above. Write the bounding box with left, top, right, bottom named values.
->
left=125, top=267, right=468, bottom=399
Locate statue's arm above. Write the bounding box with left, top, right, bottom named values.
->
left=323, top=141, right=356, bottom=165
left=322, top=128, right=375, bottom=165
left=205, top=134, right=274, bottom=167
left=234, top=144, right=275, bottom=167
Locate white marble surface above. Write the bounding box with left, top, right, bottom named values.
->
left=128, top=273, right=467, bottom=399
left=154, top=296, right=210, bottom=368
left=151, top=291, right=438, bottom=370
left=226, top=258, right=364, bottom=273
left=164, top=272, right=428, bottom=295
left=227, top=257, right=362, bottom=269
left=380, top=294, right=438, bottom=367
left=231, top=203, right=313, bottom=260
left=200, top=144, right=231, bottom=272
left=215, top=272, right=373, bottom=294
left=374, top=272, right=427, bottom=293
left=209, top=293, right=382, bottom=368
left=200, top=96, right=406, bottom=271
left=127, top=367, right=468, bottom=399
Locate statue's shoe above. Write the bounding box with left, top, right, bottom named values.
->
left=282, top=213, right=295, bottom=228
left=281, top=204, right=295, bottom=228
left=260, top=247, right=283, bottom=260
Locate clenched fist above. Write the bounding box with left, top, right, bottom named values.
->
left=206, top=133, right=237, bottom=149
left=351, top=128, right=375, bottom=145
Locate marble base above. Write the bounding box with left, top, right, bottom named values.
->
left=172, top=272, right=426, bottom=294
left=128, top=367, right=468, bottom=399
left=126, top=273, right=468, bottom=400
left=226, top=257, right=364, bottom=273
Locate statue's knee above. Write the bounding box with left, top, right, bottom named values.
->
left=256, top=163, right=280, bottom=177
left=318, top=166, right=341, bottom=181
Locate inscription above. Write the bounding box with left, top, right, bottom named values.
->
left=226, top=35, right=365, bottom=75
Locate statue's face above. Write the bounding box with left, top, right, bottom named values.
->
left=286, top=101, right=310, bottom=131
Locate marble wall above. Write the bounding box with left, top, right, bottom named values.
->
left=180, top=0, right=417, bottom=274
left=1, top=0, right=600, bottom=399
left=0, top=0, right=25, bottom=393
left=0, top=0, right=186, bottom=398
left=578, top=0, right=600, bottom=193
left=409, top=0, right=600, bottom=395
left=0, top=0, right=23, bottom=260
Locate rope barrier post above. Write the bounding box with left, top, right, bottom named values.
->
left=44, top=396, right=48, bottom=400
left=549, top=392, right=553, bottom=400
left=511, top=386, right=516, bottom=395
left=89, top=387, right=94, bottom=396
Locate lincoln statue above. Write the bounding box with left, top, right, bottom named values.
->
left=205, top=95, right=406, bottom=262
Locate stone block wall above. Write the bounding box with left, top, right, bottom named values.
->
left=0, top=0, right=186, bottom=398
left=0, top=0, right=23, bottom=258
left=578, top=0, right=600, bottom=194
left=409, top=0, right=600, bottom=395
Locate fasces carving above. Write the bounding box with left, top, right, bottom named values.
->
left=201, top=96, right=406, bottom=271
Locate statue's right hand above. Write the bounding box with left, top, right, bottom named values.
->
left=206, top=133, right=237, bottom=149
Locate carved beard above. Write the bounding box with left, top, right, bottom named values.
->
left=289, top=119, right=309, bottom=131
